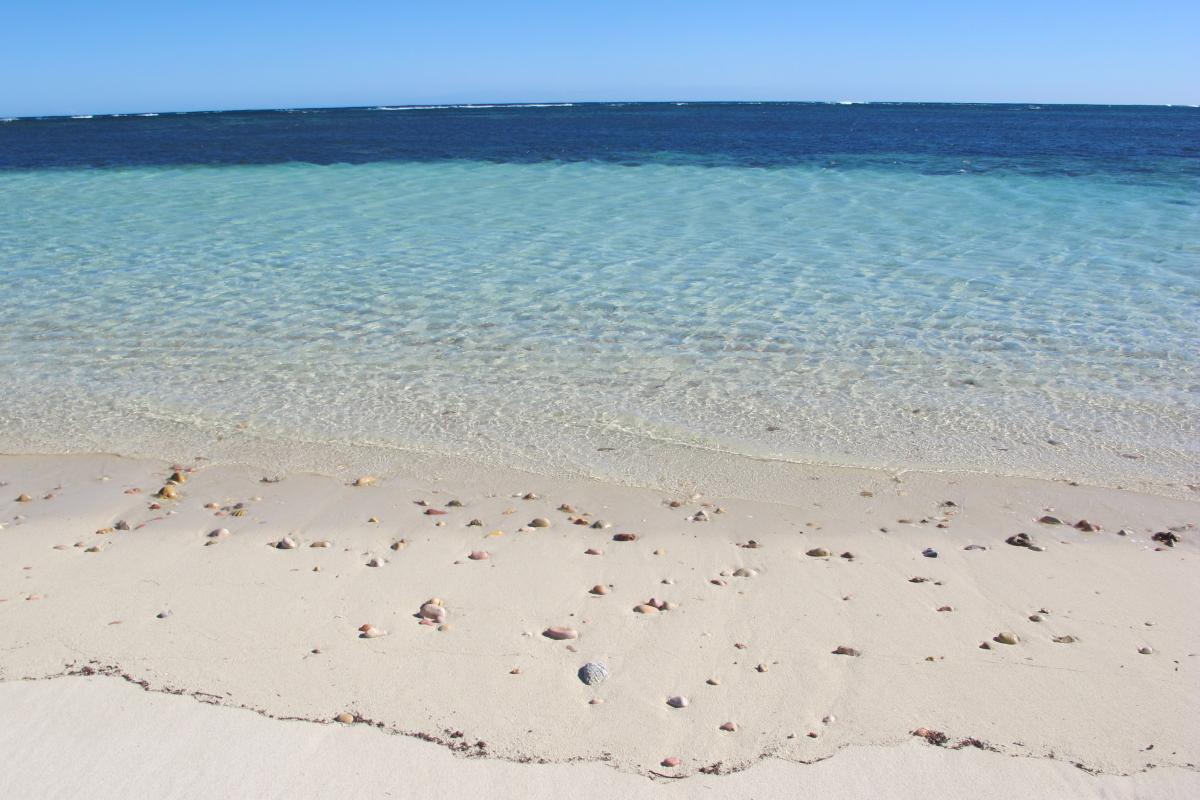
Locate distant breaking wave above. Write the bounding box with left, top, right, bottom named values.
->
left=371, top=103, right=576, bottom=111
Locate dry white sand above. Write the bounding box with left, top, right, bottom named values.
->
left=3, top=676, right=1198, bottom=799
left=1, top=453, right=1197, bottom=794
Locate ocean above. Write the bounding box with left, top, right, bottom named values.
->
left=1, top=102, right=1197, bottom=492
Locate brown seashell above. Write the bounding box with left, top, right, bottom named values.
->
left=467, top=519, right=483, bottom=527
left=806, top=547, right=830, bottom=557
left=446, top=499, right=463, bottom=507
left=425, top=508, right=447, bottom=516
left=168, top=471, right=188, bottom=485
left=335, top=713, right=354, bottom=724
left=1074, top=519, right=1100, bottom=532
left=832, top=645, right=861, bottom=657
left=993, top=631, right=1019, bottom=645
left=358, top=625, right=387, bottom=639
left=16, top=493, right=33, bottom=503
left=543, top=627, right=578, bottom=640
left=589, top=584, right=609, bottom=595
left=529, top=517, right=551, bottom=528
left=352, top=476, right=377, bottom=487
left=633, top=604, right=658, bottom=614
left=613, top=532, right=637, bottom=542
left=156, top=485, right=179, bottom=500
left=558, top=504, right=577, bottom=513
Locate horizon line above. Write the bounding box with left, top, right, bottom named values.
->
left=6, top=97, right=1200, bottom=121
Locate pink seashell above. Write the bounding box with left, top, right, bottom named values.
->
left=468, top=551, right=490, bottom=560
left=719, top=722, right=737, bottom=732
left=424, top=508, right=447, bottom=515
left=661, top=757, right=681, bottom=768
left=543, top=627, right=579, bottom=640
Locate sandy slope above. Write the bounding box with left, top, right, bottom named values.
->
left=3, top=676, right=1198, bottom=800
left=0, top=453, right=1196, bottom=786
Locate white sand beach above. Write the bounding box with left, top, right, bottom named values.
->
left=1, top=453, right=1195, bottom=796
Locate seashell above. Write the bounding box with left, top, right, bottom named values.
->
left=922, top=548, right=938, bottom=558
left=719, top=722, right=737, bottom=732
left=467, top=519, right=483, bottom=527
left=755, top=663, right=768, bottom=672
left=577, top=662, right=610, bottom=686
left=661, top=756, right=681, bottom=768
left=666, top=696, right=688, bottom=708
left=335, top=712, right=354, bottom=724
left=310, top=539, right=331, bottom=548
left=1006, top=533, right=1032, bottom=548
left=446, top=499, right=463, bottom=507
left=590, top=519, right=611, bottom=529
left=822, top=715, right=836, bottom=725
left=113, top=520, right=130, bottom=531
left=1074, top=519, right=1100, bottom=532
left=589, top=584, right=609, bottom=595
left=993, top=631, right=1019, bottom=645
left=1138, top=646, right=1153, bottom=655
left=366, top=557, right=385, bottom=567
left=691, top=509, right=709, bottom=522
left=1053, top=635, right=1077, bottom=643
left=832, top=645, right=861, bottom=657
left=168, top=471, right=188, bottom=484
left=468, top=550, right=489, bottom=560
left=389, top=539, right=408, bottom=550
left=806, top=547, right=831, bottom=557
left=358, top=624, right=386, bottom=638
left=230, top=508, right=247, bottom=517
left=964, top=544, right=987, bottom=550
left=613, top=532, right=637, bottom=542
left=588, top=698, right=603, bottom=705
left=706, top=677, right=720, bottom=685
left=156, top=485, right=179, bottom=500
left=543, top=627, right=578, bottom=640
left=207, top=528, right=231, bottom=539
left=584, top=548, right=603, bottom=555
left=937, top=605, right=953, bottom=612
left=367, top=516, right=380, bottom=524
left=275, top=536, right=298, bottom=549
left=529, top=517, right=551, bottom=528
left=204, top=502, right=220, bottom=509
left=424, top=508, right=447, bottom=516
left=732, top=567, right=756, bottom=577
left=558, top=504, right=577, bottom=513
left=352, top=476, right=376, bottom=487
left=633, top=604, right=658, bottom=614
left=420, top=603, right=447, bottom=623
left=522, top=492, right=539, bottom=500
left=710, top=578, right=727, bottom=586
left=16, top=493, right=33, bottom=503
left=1038, top=515, right=1064, bottom=525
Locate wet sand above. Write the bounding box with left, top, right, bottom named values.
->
left=0, top=453, right=1197, bottom=793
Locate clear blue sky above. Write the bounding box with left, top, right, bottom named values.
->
left=3, top=0, right=1197, bottom=116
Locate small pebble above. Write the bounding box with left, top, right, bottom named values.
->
left=922, top=548, right=938, bottom=558
left=994, top=631, right=1019, bottom=645
left=529, top=518, right=551, bottom=528
left=806, top=547, right=831, bottom=557
left=666, top=696, right=688, bottom=708
left=613, top=532, right=637, bottom=542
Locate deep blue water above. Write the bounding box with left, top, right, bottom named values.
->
left=3, top=102, right=1199, bottom=176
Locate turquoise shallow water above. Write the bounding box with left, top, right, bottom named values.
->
left=1, top=156, right=1197, bottom=490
